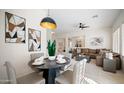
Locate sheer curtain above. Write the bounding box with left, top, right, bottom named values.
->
left=121, top=24, right=124, bottom=56
left=113, top=25, right=124, bottom=56
left=112, top=28, right=121, bottom=54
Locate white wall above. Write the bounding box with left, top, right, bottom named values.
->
left=56, top=27, right=112, bottom=51
left=0, top=9, right=48, bottom=78
left=113, top=10, right=124, bottom=31
left=113, top=10, right=124, bottom=72
left=85, top=28, right=112, bottom=49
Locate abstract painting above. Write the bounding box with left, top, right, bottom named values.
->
left=5, top=12, right=26, bottom=43
left=90, top=37, right=103, bottom=46
left=28, top=28, right=41, bottom=51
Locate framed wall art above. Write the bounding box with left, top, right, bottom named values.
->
left=5, top=12, right=26, bottom=43
left=28, top=28, right=41, bottom=52
left=90, top=37, right=104, bottom=46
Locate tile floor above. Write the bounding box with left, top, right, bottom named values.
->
left=17, top=59, right=124, bottom=84
left=68, top=59, right=124, bottom=84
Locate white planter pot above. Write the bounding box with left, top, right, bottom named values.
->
left=49, top=56, right=56, bottom=60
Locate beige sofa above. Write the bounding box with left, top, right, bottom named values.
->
left=72, top=48, right=107, bottom=59
left=72, top=48, right=121, bottom=70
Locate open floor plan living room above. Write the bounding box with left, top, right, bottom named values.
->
left=0, top=9, right=124, bottom=84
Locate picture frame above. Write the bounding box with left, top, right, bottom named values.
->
left=28, top=28, right=41, bottom=52
left=5, top=12, right=26, bottom=43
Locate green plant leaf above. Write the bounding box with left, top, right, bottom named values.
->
left=47, top=40, right=56, bottom=56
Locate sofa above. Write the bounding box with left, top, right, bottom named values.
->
left=72, top=48, right=122, bottom=70
left=72, top=48, right=108, bottom=59
left=96, top=52, right=121, bottom=70
left=103, top=58, right=117, bottom=73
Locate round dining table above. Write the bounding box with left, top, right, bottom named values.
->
left=35, top=57, right=70, bottom=84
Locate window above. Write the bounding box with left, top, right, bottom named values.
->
left=121, top=24, right=124, bottom=56
left=113, top=24, right=124, bottom=56
left=113, top=28, right=121, bottom=54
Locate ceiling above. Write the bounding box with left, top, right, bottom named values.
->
left=50, top=9, right=121, bottom=33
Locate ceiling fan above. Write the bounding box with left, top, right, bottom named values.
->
left=79, top=23, right=89, bottom=30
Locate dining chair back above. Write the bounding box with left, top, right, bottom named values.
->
left=73, top=59, right=87, bottom=83
left=4, top=61, right=17, bottom=84
left=30, top=53, right=44, bottom=61
left=55, top=58, right=87, bottom=84
left=29, top=53, right=44, bottom=72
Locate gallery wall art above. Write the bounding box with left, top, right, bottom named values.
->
left=90, top=37, right=103, bottom=46
left=5, top=12, right=26, bottom=43
left=28, top=28, right=41, bottom=51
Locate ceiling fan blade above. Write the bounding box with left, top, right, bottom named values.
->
left=83, top=26, right=89, bottom=28
left=75, top=23, right=90, bottom=30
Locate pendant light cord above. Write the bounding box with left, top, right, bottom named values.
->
left=48, top=9, right=49, bottom=16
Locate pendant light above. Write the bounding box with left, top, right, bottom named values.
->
left=40, top=9, right=57, bottom=30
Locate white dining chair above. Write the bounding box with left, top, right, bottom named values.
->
left=4, top=61, right=45, bottom=84
left=55, top=58, right=87, bottom=84
left=56, top=58, right=97, bottom=84
left=29, top=53, right=44, bottom=73
left=4, top=61, right=17, bottom=84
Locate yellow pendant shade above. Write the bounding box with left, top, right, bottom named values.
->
left=40, top=17, right=57, bottom=30
left=40, top=22, right=57, bottom=30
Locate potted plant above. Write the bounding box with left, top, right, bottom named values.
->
left=47, top=40, right=56, bottom=60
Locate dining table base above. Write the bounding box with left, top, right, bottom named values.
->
left=43, top=68, right=56, bottom=84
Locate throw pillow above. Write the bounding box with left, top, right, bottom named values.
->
left=105, top=52, right=113, bottom=59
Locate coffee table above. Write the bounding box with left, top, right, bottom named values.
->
left=75, top=54, right=91, bottom=63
